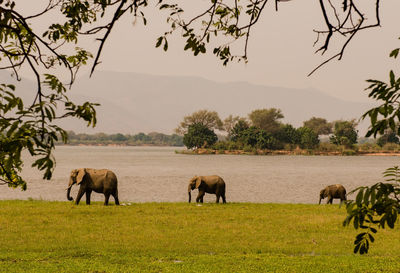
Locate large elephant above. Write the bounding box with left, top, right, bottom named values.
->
left=319, top=184, right=347, bottom=204
left=67, top=168, right=120, bottom=205
left=188, top=175, right=226, bottom=203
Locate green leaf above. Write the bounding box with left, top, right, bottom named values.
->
left=389, top=48, right=399, bottom=59
left=356, top=188, right=364, bottom=207
left=163, top=38, right=168, bottom=51
left=155, top=37, right=163, bottom=48
left=6, top=121, right=19, bottom=137
left=390, top=70, right=395, bottom=86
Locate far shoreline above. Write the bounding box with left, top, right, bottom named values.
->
left=175, top=148, right=400, bottom=156
left=56, top=144, right=400, bottom=156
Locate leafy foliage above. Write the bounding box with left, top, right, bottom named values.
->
left=237, top=126, right=277, bottom=150
left=158, top=0, right=382, bottom=73
left=248, top=108, right=284, bottom=133
left=229, top=119, right=250, bottom=142
left=376, top=130, right=400, bottom=147
left=296, top=127, right=320, bottom=149
left=175, top=109, right=223, bottom=135
left=303, top=117, right=332, bottom=135
left=344, top=167, right=400, bottom=254
left=362, top=47, right=400, bottom=138
left=344, top=42, right=400, bottom=254
left=274, top=124, right=300, bottom=146
left=0, top=82, right=97, bottom=189
left=0, top=0, right=152, bottom=189
left=223, top=115, right=247, bottom=139
left=329, top=120, right=358, bottom=147
left=183, top=123, right=218, bottom=149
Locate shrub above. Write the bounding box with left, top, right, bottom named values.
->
left=382, top=143, right=400, bottom=151
left=318, top=142, right=339, bottom=152
left=183, top=123, right=218, bottom=149
left=342, top=149, right=357, bottom=155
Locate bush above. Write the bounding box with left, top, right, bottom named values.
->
left=342, top=149, right=357, bottom=155
left=297, top=127, right=320, bottom=149
left=212, top=141, right=228, bottom=151
left=358, top=143, right=381, bottom=152
left=227, top=141, right=243, bottom=150
left=183, top=123, right=218, bottom=149
left=243, top=145, right=254, bottom=153
left=283, top=143, right=297, bottom=151
left=318, top=142, right=339, bottom=152
left=382, top=143, right=400, bottom=151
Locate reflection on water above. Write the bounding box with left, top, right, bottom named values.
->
left=2, top=146, right=399, bottom=203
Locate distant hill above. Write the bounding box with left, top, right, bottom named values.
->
left=0, top=70, right=374, bottom=134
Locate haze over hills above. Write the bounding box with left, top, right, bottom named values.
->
left=1, top=70, right=374, bottom=135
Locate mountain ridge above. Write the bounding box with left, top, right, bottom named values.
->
left=0, top=70, right=374, bottom=134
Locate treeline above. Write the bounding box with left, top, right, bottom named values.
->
left=176, top=109, right=400, bottom=153
left=60, top=131, right=184, bottom=146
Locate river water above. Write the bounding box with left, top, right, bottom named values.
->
left=1, top=146, right=399, bottom=203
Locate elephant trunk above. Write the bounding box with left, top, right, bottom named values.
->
left=319, top=196, right=322, bottom=204
left=67, top=179, right=74, bottom=201
left=67, top=185, right=73, bottom=201
left=188, top=184, right=192, bottom=203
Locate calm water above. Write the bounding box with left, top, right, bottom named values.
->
left=2, top=146, right=400, bottom=203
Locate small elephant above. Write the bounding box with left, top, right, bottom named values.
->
left=188, top=175, right=226, bottom=203
left=67, top=168, right=119, bottom=205
left=319, top=184, right=347, bottom=204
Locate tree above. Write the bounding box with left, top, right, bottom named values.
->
left=329, top=120, right=358, bottom=147
left=224, top=115, right=248, bottom=140
left=303, top=117, right=332, bottom=136
left=248, top=108, right=284, bottom=134
left=223, top=115, right=239, bottom=138
left=234, top=126, right=277, bottom=150
left=183, top=123, right=218, bottom=149
left=296, top=127, right=320, bottom=149
left=376, top=130, right=400, bottom=147
left=230, top=119, right=250, bottom=142
left=159, top=1, right=382, bottom=74
left=175, top=110, right=223, bottom=135
left=274, top=124, right=301, bottom=146
left=110, top=133, right=128, bottom=142
left=133, top=133, right=151, bottom=143
left=344, top=45, right=400, bottom=254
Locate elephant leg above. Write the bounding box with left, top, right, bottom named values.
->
left=196, top=191, right=205, bottom=203
left=75, top=187, right=85, bottom=205
left=86, top=190, right=92, bottom=205
left=327, top=196, right=333, bottom=204
left=222, top=193, right=226, bottom=204
left=216, top=194, right=220, bottom=203
left=112, top=191, right=120, bottom=205
left=104, top=193, right=110, bottom=206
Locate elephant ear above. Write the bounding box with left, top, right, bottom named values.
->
left=195, top=177, right=203, bottom=189
left=76, top=168, right=87, bottom=185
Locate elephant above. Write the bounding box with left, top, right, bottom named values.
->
left=319, top=184, right=347, bottom=204
left=67, top=168, right=120, bottom=205
left=188, top=175, right=226, bottom=203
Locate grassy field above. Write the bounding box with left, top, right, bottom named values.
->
left=0, top=201, right=399, bottom=272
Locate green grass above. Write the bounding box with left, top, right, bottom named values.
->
left=0, top=201, right=399, bottom=272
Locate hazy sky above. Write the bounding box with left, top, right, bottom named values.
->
left=15, top=1, right=400, bottom=103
